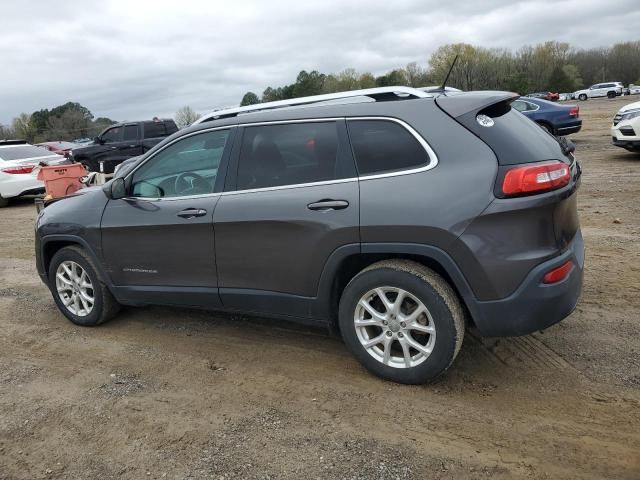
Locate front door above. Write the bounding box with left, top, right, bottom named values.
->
left=214, top=119, right=359, bottom=317
left=101, top=128, right=233, bottom=307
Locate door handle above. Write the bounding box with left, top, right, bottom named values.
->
left=177, top=208, right=207, bottom=218
left=307, top=199, right=349, bottom=211
left=110, top=146, right=117, bottom=149
left=128, top=144, right=137, bottom=148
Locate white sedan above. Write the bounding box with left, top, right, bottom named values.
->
left=0, top=141, right=68, bottom=207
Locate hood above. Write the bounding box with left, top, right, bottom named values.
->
left=617, top=101, right=640, bottom=113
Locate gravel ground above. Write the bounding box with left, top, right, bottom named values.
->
left=0, top=96, right=639, bottom=479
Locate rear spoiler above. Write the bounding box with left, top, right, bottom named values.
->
left=435, top=91, right=519, bottom=118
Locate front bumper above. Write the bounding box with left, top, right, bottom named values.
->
left=611, top=120, right=640, bottom=149
left=470, top=231, right=584, bottom=337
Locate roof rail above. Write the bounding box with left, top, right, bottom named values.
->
left=194, top=86, right=431, bottom=124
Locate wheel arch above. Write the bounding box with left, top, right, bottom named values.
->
left=316, top=243, right=480, bottom=332
left=40, top=235, right=111, bottom=287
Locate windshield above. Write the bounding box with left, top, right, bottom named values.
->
left=0, top=145, right=56, bottom=161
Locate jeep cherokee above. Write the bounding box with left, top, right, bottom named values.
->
left=35, top=87, right=584, bottom=384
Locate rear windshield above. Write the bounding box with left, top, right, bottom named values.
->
left=0, top=145, right=54, bottom=161
left=456, top=103, right=571, bottom=165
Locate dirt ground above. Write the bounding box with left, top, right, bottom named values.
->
left=1, top=97, right=639, bottom=480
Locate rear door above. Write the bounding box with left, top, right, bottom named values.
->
left=213, top=119, right=359, bottom=317
left=119, top=123, right=143, bottom=159
left=101, top=127, right=234, bottom=307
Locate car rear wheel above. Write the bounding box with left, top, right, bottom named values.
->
left=0, top=195, right=8, bottom=208
left=578, top=94, right=587, bottom=101
left=338, top=260, right=465, bottom=384
left=607, top=91, right=616, bottom=99
left=49, top=246, right=120, bottom=326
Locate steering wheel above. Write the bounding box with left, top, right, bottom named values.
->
left=174, top=171, right=211, bottom=196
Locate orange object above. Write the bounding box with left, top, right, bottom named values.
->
left=36, top=163, right=87, bottom=198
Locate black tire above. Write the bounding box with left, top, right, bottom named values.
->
left=538, top=122, right=554, bottom=136
left=578, top=94, right=587, bottom=101
left=338, top=260, right=465, bottom=384
left=607, top=91, right=616, bottom=99
left=0, top=195, right=8, bottom=208
left=48, top=246, right=120, bottom=326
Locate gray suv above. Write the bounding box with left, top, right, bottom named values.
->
left=35, top=87, right=584, bottom=384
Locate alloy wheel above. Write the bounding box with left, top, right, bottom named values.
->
left=354, top=287, right=436, bottom=368
left=55, top=261, right=95, bottom=317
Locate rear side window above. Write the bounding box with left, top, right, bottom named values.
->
left=123, top=124, right=138, bottom=141
left=347, top=120, right=428, bottom=176
left=236, top=122, right=343, bottom=190
left=144, top=121, right=169, bottom=139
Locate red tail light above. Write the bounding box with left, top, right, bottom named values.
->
left=543, top=260, right=574, bottom=284
left=569, top=106, right=579, bottom=117
left=502, top=161, right=571, bottom=197
left=1, top=165, right=34, bottom=175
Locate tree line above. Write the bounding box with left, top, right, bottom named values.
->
left=240, top=40, right=640, bottom=105
left=0, top=102, right=116, bottom=144
left=3, top=40, right=639, bottom=142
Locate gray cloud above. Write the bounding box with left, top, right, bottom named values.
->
left=1, top=0, right=639, bottom=124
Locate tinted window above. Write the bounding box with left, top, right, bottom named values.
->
left=165, top=121, right=178, bottom=135
left=102, top=127, right=123, bottom=143
left=123, top=124, right=138, bottom=141
left=131, top=129, right=229, bottom=198
left=143, top=121, right=167, bottom=139
left=348, top=120, right=428, bottom=175
left=237, top=122, right=341, bottom=190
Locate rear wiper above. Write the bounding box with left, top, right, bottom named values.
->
left=557, top=136, right=575, bottom=157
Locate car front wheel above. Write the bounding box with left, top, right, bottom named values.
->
left=339, top=260, right=465, bottom=384
left=48, top=246, right=120, bottom=326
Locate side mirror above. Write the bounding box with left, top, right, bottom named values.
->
left=107, top=177, right=126, bottom=200
left=94, top=136, right=104, bottom=145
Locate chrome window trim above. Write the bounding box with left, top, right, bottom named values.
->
left=125, top=116, right=438, bottom=201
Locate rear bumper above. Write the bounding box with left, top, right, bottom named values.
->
left=470, top=231, right=584, bottom=337
left=0, top=173, right=44, bottom=199
left=557, top=122, right=582, bottom=135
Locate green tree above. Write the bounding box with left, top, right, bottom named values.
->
left=240, top=92, right=260, bottom=106
left=12, top=113, right=36, bottom=142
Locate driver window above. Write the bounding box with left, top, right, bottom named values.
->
left=131, top=129, right=229, bottom=198
left=102, top=126, right=123, bottom=143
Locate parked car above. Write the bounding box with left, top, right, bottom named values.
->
left=558, top=93, right=573, bottom=101
left=611, top=100, right=640, bottom=151
left=70, top=118, right=178, bottom=173
left=573, top=82, right=622, bottom=100
left=35, top=86, right=583, bottom=384
left=0, top=140, right=69, bottom=207
left=526, top=92, right=559, bottom=102
left=36, top=141, right=79, bottom=158
left=629, top=85, right=640, bottom=95
left=512, top=97, right=582, bottom=136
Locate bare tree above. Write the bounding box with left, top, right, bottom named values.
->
left=175, top=106, right=199, bottom=128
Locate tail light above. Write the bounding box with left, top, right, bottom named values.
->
left=502, top=160, right=571, bottom=197
left=1, top=165, right=34, bottom=175
left=543, top=260, right=574, bottom=284
left=569, top=106, right=579, bottom=117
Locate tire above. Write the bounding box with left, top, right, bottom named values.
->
left=538, top=122, right=554, bottom=135
left=0, top=195, right=8, bottom=208
left=607, top=91, right=616, bottom=99
left=338, top=260, right=465, bottom=384
left=48, top=246, right=120, bottom=326
left=578, top=94, right=587, bottom=101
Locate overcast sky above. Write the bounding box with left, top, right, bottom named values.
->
left=1, top=0, right=639, bottom=125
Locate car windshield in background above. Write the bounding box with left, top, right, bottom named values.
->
left=0, top=145, right=55, bottom=161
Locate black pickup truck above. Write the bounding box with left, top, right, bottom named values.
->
left=70, top=118, right=178, bottom=173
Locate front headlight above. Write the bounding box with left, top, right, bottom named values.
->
left=619, top=109, right=640, bottom=121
